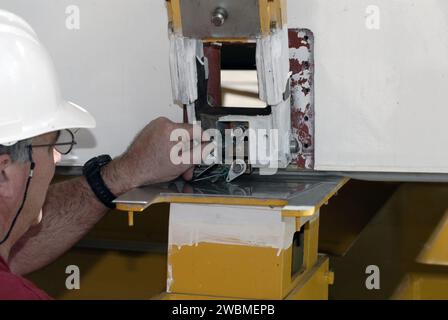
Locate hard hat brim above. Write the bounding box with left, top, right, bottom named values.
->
left=0, top=101, right=96, bottom=146
left=51, top=100, right=96, bottom=133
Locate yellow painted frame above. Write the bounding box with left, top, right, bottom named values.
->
left=166, top=215, right=322, bottom=299
left=159, top=255, right=332, bottom=300
left=165, top=0, right=287, bottom=41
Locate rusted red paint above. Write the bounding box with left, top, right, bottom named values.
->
left=289, top=31, right=311, bottom=50
left=289, top=29, right=315, bottom=170
left=204, top=44, right=222, bottom=107
left=289, top=59, right=302, bottom=75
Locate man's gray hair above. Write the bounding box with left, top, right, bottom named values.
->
left=0, top=139, right=33, bottom=163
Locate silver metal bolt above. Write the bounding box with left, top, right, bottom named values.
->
left=233, top=163, right=245, bottom=174
left=211, top=8, right=228, bottom=27
left=233, top=127, right=245, bottom=137
left=290, top=138, right=300, bottom=154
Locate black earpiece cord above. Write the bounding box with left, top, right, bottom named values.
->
left=0, top=147, right=35, bottom=246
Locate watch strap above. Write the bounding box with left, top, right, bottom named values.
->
left=83, top=155, right=117, bottom=209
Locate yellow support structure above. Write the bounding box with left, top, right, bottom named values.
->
left=112, top=177, right=347, bottom=300
left=161, top=212, right=332, bottom=300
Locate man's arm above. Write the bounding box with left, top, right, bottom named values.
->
left=8, top=118, right=201, bottom=275
left=9, top=167, right=118, bottom=275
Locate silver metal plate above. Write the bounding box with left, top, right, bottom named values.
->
left=179, top=0, right=261, bottom=39
left=113, top=175, right=346, bottom=212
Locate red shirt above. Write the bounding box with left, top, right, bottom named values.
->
left=0, top=256, right=51, bottom=300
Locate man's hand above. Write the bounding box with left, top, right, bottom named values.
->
left=104, top=117, right=204, bottom=194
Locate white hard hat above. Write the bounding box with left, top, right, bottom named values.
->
left=0, top=10, right=95, bottom=146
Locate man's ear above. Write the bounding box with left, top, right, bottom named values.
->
left=0, top=154, right=11, bottom=176
left=0, top=154, right=13, bottom=197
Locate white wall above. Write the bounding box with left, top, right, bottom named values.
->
left=289, top=0, right=448, bottom=173
left=0, top=0, right=181, bottom=165
left=2, top=0, right=448, bottom=173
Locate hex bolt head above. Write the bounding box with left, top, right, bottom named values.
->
left=211, top=8, right=228, bottom=27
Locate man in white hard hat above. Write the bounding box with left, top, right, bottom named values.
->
left=0, top=10, right=201, bottom=299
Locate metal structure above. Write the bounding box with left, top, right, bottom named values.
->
left=166, top=0, right=295, bottom=182
left=112, top=0, right=344, bottom=299
left=114, top=175, right=347, bottom=299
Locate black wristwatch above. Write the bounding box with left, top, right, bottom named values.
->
left=83, top=155, right=117, bottom=209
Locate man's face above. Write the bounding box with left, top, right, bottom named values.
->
left=0, top=132, right=61, bottom=247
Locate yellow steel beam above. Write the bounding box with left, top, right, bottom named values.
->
left=166, top=0, right=182, bottom=33
left=417, top=211, right=448, bottom=266
left=259, top=0, right=287, bottom=35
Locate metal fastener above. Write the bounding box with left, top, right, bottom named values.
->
left=211, top=8, right=228, bottom=27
